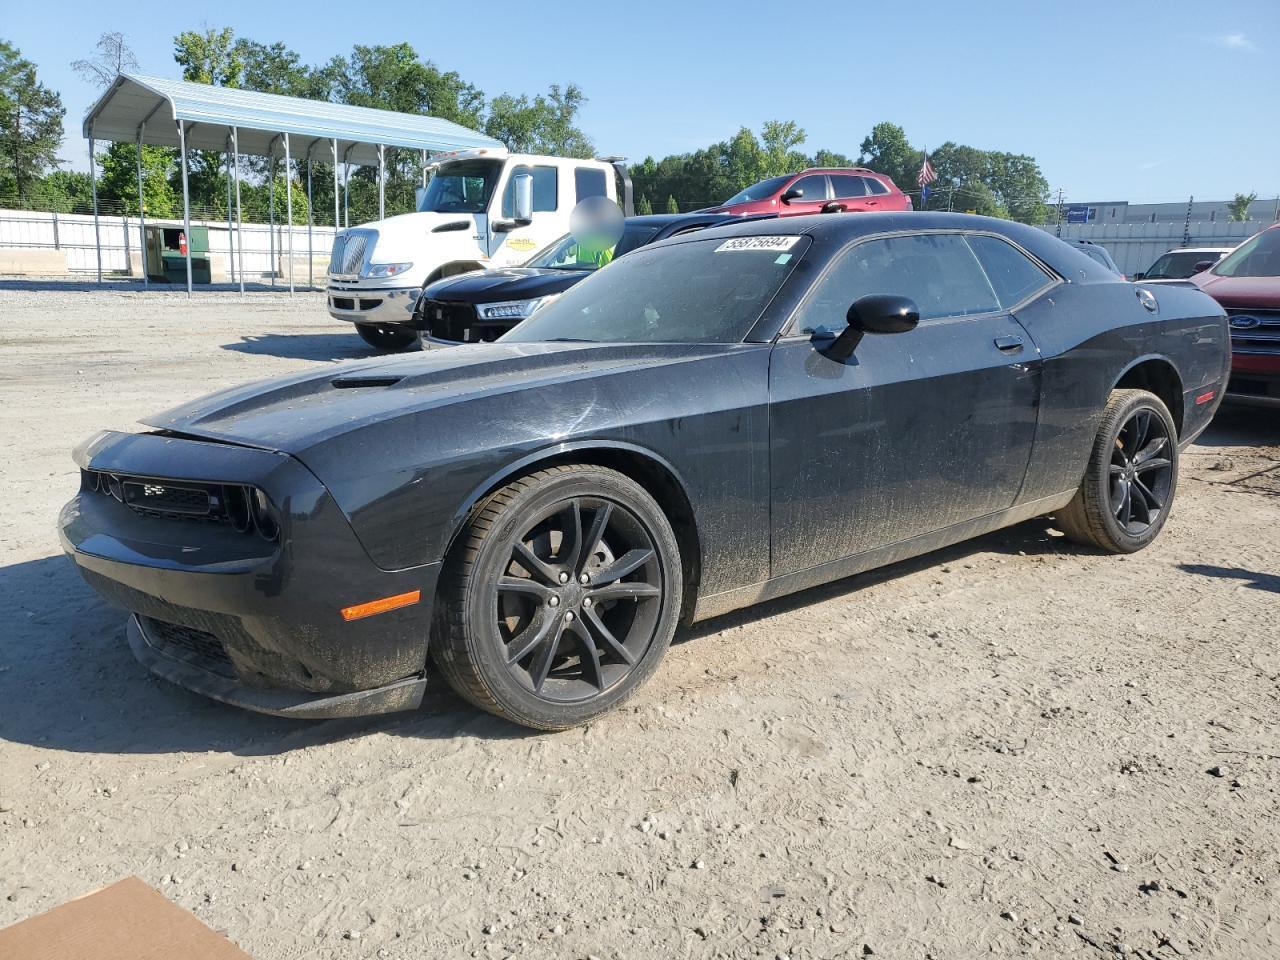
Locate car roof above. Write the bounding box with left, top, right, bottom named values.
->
left=648, top=211, right=1119, bottom=281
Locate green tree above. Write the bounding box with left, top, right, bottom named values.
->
left=484, top=83, right=593, bottom=158
left=99, top=141, right=178, bottom=216
left=32, top=170, right=93, bottom=212
left=636, top=194, right=653, bottom=215
left=173, top=27, right=243, bottom=87
left=0, top=40, right=65, bottom=198
left=235, top=40, right=319, bottom=97
left=857, top=122, right=921, bottom=191
left=1228, top=192, right=1257, bottom=222
left=665, top=194, right=680, bottom=214
left=810, top=148, right=856, bottom=168
left=760, top=119, right=806, bottom=177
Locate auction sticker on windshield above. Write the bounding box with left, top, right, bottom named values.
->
left=715, top=236, right=802, bottom=253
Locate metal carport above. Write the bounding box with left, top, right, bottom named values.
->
left=82, top=73, right=504, bottom=296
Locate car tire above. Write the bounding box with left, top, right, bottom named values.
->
left=355, top=323, right=417, bottom=352
left=433, top=465, right=683, bottom=730
left=1055, top=388, right=1179, bottom=553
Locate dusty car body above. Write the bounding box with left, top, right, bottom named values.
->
left=61, top=213, right=1230, bottom=728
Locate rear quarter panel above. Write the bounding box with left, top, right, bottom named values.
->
left=1014, top=280, right=1228, bottom=504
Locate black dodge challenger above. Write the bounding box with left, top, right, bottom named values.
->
left=60, top=213, right=1230, bottom=729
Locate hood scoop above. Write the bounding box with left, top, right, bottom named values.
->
left=331, top=375, right=404, bottom=389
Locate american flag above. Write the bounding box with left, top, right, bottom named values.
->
left=917, top=155, right=937, bottom=188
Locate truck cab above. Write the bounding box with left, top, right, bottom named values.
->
left=327, top=149, right=630, bottom=350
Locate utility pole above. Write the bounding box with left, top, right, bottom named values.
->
left=1183, top=195, right=1194, bottom=247
left=1055, top=188, right=1065, bottom=237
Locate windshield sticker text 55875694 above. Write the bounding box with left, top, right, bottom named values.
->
left=714, top=236, right=801, bottom=253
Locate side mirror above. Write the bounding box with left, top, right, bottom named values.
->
left=821, top=201, right=846, bottom=214
left=512, top=173, right=534, bottom=224
left=780, top=187, right=803, bottom=204
left=1132, top=272, right=1145, bottom=281
left=1192, top=260, right=1213, bottom=274
left=824, top=295, right=920, bottom=361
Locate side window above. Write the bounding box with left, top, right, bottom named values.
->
left=502, top=165, right=558, bottom=216
left=863, top=177, right=890, bottom=195
left=793, top=233, right=1000, bottom=333
left=830, top=175, right=867, bottom=199
left=574, top=167, right=608, bottom=203
left=965, top=235, right=1055, bottom=309
left=788, top=175, right=829, bottom=202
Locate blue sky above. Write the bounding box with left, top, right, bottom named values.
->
left=6, top=0, right=1277, bottom=203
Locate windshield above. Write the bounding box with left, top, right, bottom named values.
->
left=525, top=222, right=667, bottom=271
left=1213, top=229, right=1280, bottom=278
left=419, top=159, right=502, bottom=214
left=505, top=235, right=809, bottom=344
left=722, top=175, right=792, bottom=206
left=1144, top=251, right=1220, bottom=280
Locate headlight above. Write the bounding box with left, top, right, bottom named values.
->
left=365, top=262, right=413, bottom=278
left=477, top=294, right=561, bottom=321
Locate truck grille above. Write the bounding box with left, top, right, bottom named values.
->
left=1228, top=309, right=1280, bottom=356
left=328, top=233, right=368, bottom=277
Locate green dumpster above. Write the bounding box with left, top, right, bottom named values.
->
left=144, top=224, right=212, bottom=284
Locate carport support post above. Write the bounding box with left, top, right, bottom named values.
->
left=284, top=133, right=294, bottom=297
left=268, top=152, right=276, bottom=288
left=88, top=135, right=102, bottom=284
left=178, top=119, right=193, bottom=298
left=331, top=139, right=339, bottom=233
left=232, top=127, right=244, bottom=299
left=135, top=126, right=148, bottom=290
left=306, top=143, right=314, bottom=290
left=421, top=149, right=427, bottom=188
left=378, top=144, right=386, bottom=221
left=225, top=138, right=235, bottom=284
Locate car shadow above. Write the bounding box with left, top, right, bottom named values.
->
left=1191, top=405, right=1280, bottom=448
left=221, top=333, right=382, bottom=362
left=1176, top=563, right=1280, bottom=594
left=0, top=554, right=531, bottom=758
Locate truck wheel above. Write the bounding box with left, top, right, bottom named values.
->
left=433, top=465, right=683, bottom=730
left=1056, top=388, right=1179, bottom=553
left=356, top=323, right=416, bottom=352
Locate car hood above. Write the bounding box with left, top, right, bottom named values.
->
left=144, top=342, right=740, bottom=455
left=1191, top=272, right=1280, bottom=308
left=425, top=267, right=589, bottom=303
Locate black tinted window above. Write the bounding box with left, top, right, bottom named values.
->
left=794, top=233, right=1000, bottom=333
left=830, top=175, right=867, bottom=199
left=502, top=165, right=558, bottom=216
left=789, top=175, right=828, bottom=202
left=965, top=235, right=1053, bottom=308
left=575, top=167, right=608, bottom=203
left=864, top=177, right=889, bottom=195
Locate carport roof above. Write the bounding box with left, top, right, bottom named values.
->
left=83, top=73, right=503, bottom=166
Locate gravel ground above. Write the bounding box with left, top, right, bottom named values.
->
left=1, top=285, right=1278, bottom=959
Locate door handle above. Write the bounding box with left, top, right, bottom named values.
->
left=994, top=335, right=1024, bottom=352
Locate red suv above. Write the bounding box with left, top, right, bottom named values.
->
left=706, top=168, right=911, bottom=217
left=1191, top=222, right=1280, bottom=408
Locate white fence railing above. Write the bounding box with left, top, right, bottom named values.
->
left=1035, top=220, right=1262, bottom=276
left=0, top=208, right=336, bottom=283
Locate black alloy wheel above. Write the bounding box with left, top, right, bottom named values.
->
left=1056, top=388, right=1180, bottom=553
left=495, top=497, right=662, bottom=701
left=1107, top=407, right=1174, bottom=534
left=433, top=465, right=682, bottom=729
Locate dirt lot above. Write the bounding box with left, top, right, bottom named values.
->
left=1, top=284, right=1277, bottom=959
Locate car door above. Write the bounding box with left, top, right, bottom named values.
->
left=829, top=174, right=873, bottom=213
left=778, top=174, right=832, bottom=217
left=488, top=164, right=564, bottom=265
left=767, top=231, right=1046, bottom=577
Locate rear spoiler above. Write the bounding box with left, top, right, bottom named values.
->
left=600, top=157, right=635, bottom=217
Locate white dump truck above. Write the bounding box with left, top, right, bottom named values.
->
left=327, top=148, right=633, bottom=350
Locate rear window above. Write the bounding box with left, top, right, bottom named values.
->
left=575, top=167, right=608, bottom=203
left=966, top=235, right=1054, bottom=308
left=830, top=175, right=867, bottom=199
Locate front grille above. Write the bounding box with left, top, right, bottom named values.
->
left=1228, top=309, right=1280, bottom=356
left=329, top=233, right=368, bottom=277
left=358, top=298, right=381, bottom=311
left=82, top=470, right=279, bottom=541
left=423, top=299, right=493, bottom=342
left=142, top=617, right=235, bottom=678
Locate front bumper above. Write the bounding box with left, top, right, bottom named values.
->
left=60, top=430, right=441, bottom=718
left=1225, top=355, right=1280, bottom=408
left=327, top=284, right=419, bottom=324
